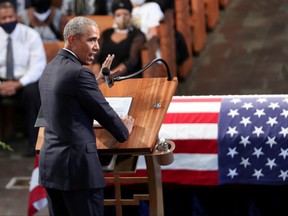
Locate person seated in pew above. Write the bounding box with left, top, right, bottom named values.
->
left=133, top=0, right=189, bottom=69
left=60, top=0, right=111, bottom=16
left=90, top=0, right=146, bottom=78
left=18, top=0, right=68, bottom=41
left=129, top=0, right=164, bottom=61
left=130, top=0, right=163, bottom=40
left=0, top=1, right=46, bottom=156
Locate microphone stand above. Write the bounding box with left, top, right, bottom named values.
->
left=114, top=58, right=173, bottom=82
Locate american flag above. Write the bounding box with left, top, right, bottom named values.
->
left=27, top=154, right=47, bottom=216
left=137, top=96, right=220, bottom=185
left=218, top=96, right=288, bottom=185
left=137, top=95, right=288, bottom=185
left=29, top=95, right=288, bottom=214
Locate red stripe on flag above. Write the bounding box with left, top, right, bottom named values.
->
left=171, top=98, right=222, bottom=103
left=172, top=139, right=218, bottom=154
left=27, top=154, right=47, bottom=216
left=134, top=170, right=219, bottom=185
left=27, top=186, right=47, bottom=216
left=163, top=113, right=219, bottom=124
left=105, top=170, right=218, bottom=186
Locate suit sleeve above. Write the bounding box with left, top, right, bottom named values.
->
left=76, top=68, right=129, bottom=143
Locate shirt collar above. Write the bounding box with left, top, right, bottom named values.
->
left=63, top=48, right=79, bottom=59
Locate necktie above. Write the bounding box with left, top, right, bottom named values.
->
left=6, top=36, right=14, bottom=80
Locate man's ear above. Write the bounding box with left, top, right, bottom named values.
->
left=67, top=35, right=75, bottom=45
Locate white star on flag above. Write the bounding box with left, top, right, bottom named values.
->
left=218, top=96, right=288, bottom=185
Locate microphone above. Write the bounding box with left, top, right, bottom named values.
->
left=114, top=58, right=173, bottom=82
left=102, top=67, right=114, bottom=88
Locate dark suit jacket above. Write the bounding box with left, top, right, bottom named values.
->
left=38, top=49, right=129, bottom=190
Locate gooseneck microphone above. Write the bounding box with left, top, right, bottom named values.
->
left=102, top=67, right=114, bottom=88
left=114, top=58, right=173, bottom=82
left=102, top=58, right=172, bottom=88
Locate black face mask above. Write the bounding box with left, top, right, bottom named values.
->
left=0, top=20, right=17, bottom=34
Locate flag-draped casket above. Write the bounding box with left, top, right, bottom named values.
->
left=137, top=95, right=288, bottom=185
left=29, top=95, right=288, bottom=215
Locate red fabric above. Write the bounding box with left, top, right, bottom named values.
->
left=27, top=154, right=47, bottom=216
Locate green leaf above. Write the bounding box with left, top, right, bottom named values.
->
left=0, top=141, right=14, bottom=151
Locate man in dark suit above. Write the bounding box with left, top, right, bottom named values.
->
left=38, top=16, right=134, bottom=216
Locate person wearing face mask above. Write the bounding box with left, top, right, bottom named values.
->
left=0, top=1, right=46, bottom=156
left=18, top=0, right=68, bottom=41
left=90, top=0, right=146, bottom=78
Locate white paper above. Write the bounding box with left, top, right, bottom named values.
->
left=93, top=97, right=133, bottom=127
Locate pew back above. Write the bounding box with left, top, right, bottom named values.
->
left=66, top=15, right=114, bottom=34
left=44, top=41, right=65, bottom=63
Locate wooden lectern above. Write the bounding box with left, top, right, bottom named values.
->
left=36, top=77, right=178, bottom=216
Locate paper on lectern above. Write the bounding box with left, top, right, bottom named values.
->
left=93, top=97, right=133, bottom=127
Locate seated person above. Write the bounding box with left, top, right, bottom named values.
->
left=91, top=0, right=146, bottom=78
left=130, top=0, right=164, bottom=40
left=18, top=0, right=68, bottom=41
left=130, top=0, right=164, bottom=61
left=0, top=1, right=46, bottom=156
left=60, top=0, right=109, bottom=15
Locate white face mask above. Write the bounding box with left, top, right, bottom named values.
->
left=33, top=8, right=51, bottom=22
left=130, top=0, right=145, bottom=5
left=114, top=16, right=131, bottom=30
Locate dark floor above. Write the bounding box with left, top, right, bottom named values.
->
left=1, top=0, right=288, bottom=215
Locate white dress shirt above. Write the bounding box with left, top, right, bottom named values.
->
left=0, top=22, right=47, bottom=86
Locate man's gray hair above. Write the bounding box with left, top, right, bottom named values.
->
left=63, top=17, right=98, bottom=41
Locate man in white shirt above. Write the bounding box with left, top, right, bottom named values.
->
left=0, top=1, right=46, bottom=156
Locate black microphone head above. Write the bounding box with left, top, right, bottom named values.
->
left=102, top=67, right=110, bottom=76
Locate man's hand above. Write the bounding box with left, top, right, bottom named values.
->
left=0, top=80, right=22, bottom=96
left=121, top=115, right=134, bottom=134
left=96, top=54, right=115, bottom=85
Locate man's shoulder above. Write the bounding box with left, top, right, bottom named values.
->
left=55, top=50, right=82, bottom=69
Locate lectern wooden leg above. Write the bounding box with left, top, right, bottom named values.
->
left=145, top=155, right=164, bottom=216
left=104, top=154, right=165, bottom=215
left=113, top=174, right=123, bottom=216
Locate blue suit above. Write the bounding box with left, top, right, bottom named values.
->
left=38, top=49, right=129, bottom=215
